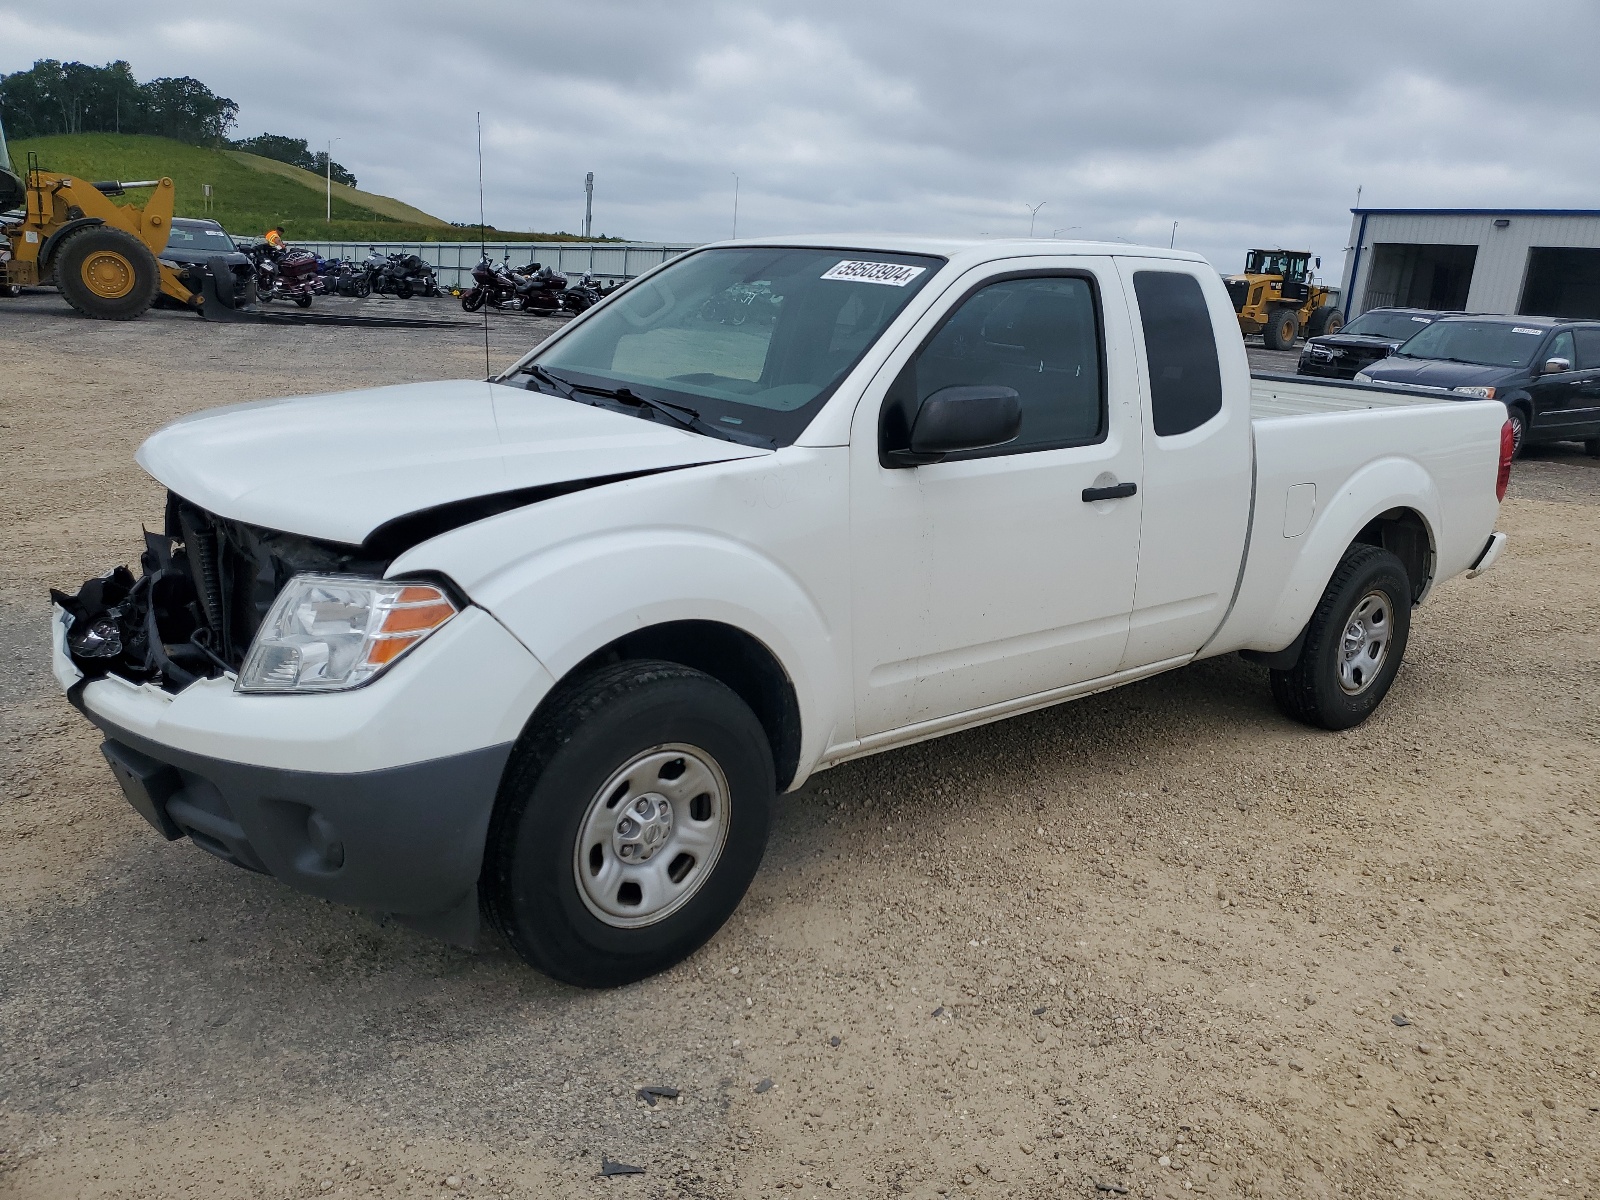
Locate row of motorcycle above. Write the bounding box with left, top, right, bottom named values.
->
left=461, top=253, right=618, bottom=316
left=244, top=244, right=442, bottom=307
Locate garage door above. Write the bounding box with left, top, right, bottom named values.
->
left=1520, top=247, right=1600, bottom=319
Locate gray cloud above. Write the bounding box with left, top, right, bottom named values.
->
left=4, top=0, right=1597, bottom=278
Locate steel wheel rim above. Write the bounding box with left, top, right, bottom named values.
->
left=82, top=251, right=134, bottom=299
left=573, top=742, right=730, bottom=929
left=1338, top=590, right=1391, bottom=695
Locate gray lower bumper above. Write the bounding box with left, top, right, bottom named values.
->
left=74, top=693, right=512, bottom=940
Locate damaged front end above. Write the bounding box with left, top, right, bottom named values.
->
left=53, top=494, right=389, bottom=693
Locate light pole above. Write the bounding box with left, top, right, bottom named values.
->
left=1169, top=221, right=1178, bottom=248
left=1051, top=226, right=1081, bottom=238
left=1025, top=201, right=1046, bottom=237
left=325, top=137, right=341, bottom=223
left=731, top=173, right=740, bottom=240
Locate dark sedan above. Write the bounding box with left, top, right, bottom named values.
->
left=1355, top=314, right=1600, bottom=457
left=1296, top=307, right=1445, bottom=379
left=155, top=217, right=255, bottom=308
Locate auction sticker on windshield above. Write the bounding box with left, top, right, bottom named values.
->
left=821, top=260, right=927, bottom=286
left=1512, top=327, right=1543, bottom=335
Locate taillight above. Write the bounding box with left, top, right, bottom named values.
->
left=1495, top=419, right=1514, bottom=502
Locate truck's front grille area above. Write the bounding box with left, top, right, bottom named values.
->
left=54, top=495, right=391, bottom=692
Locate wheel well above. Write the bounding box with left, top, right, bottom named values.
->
left=564, top=621, right=802, bottom=791
left=1353, top=508, right=1432, bottom=602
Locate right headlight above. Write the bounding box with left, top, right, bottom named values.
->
left=237, top=574, right=457, bottom=694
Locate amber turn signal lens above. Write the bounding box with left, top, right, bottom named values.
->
left=362, top=585, right=457, bottom=668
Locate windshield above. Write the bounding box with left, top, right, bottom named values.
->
left=163, top=223, right=237, bottom=254
left=1245, top=250, right=1308, bottom=280
left=1397, top=319, right=1549, bottom=368
left=1343, top=310, right=1437, bottom=341
left=514, top=246, right=944, bottom=446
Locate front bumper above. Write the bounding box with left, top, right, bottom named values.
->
left=55, top=603, right=555, bottom=937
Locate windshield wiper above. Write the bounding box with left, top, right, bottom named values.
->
left=526, top=364, right=723, bottom=438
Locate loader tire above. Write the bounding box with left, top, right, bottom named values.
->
left=55, top=226, right=160, bottom=320
left=1308, top=305, right=1344, bottom=336
left=1262, top=305, right=1300, bottom=350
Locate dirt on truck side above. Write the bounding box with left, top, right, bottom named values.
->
left=1, top=292, right=1597, bottom=1199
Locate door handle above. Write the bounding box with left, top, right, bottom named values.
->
left=1082, top=482, right=1137, bottom=502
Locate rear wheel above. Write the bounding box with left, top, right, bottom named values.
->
left=1270, top=544, right=1412, bottom=731
left=54, top=226, right=160, bottom=320
left=293, top=292, right=313, bottom=308
left=395, top=279, right=414, bottom=299
left=1308, top=305, right=1344, bottom=336
left=1262, top=305, right=1301, bottom=350
left=482, top=660, right=774, bottom=987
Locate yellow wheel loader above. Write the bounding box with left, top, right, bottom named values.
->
left=1223, top=249, right=1343, bottom=351
left=0, top=116, right=249, bottom=320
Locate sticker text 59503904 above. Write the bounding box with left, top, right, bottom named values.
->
left=820, top=260, right=927, bottom=287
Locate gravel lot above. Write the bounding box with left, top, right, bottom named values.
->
left=1, top=290, right=1597, bottom=1200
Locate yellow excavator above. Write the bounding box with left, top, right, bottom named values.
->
left=0, top=113, right=248, bottom=320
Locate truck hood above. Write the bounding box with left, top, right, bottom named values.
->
left=1359, top=357, right=1523, bottom=390
left=137, top=379, right=770, bottom=546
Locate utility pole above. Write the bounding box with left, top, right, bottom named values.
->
left=583, top=172, right=594, bottom=239
left=326, top=137, right=341, bottom=223
left=1025, top=201, right=1046, bottom=237
left=732, top=173, right=740, bottom=239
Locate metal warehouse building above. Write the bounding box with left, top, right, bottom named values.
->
left=1339, top=208, right=1600, bottom=322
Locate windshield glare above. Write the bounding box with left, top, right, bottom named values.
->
left=1398, top=320, right=1548, bottom=368
left=520, top=246, right=944, bottom=445
left=1344, top=310, right=1436, bottom=341
left=163, top=224, right=237, bottom=254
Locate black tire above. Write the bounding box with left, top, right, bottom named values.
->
left=1507, top=407, right=1528, bottom=459
left=395, top=279, right=414, bottom=300
left=461, top=289, right=485, bottom=312
left=482, top=660, right=774, bottom=987
left=355, top=278, right=371, bottom=298
left=293, top=292, right=313, bottom=308
left=53, top=226, right=160, bottom=320
left=1584, top=438, right=1600, bottom=458
left=1262, top=305, right=1300, bottom=350
left=1308, top=305, right=1344, bottom=336
left=0, top=283, right=21, bottom=298
left=1269, top=545, right=1412, bottom=731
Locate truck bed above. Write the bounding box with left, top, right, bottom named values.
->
left=1250, top=372, right=1449, bottom=419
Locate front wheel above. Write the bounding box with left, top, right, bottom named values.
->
left=1262, top=305, right=1300, bottom=350
left=293, top=292, right=313, bottom=308
left=0, top=282, right=21, bottom=298
left=482, top=660, right=774, bottom=988
left=1507, top=407, right=1528, bottom=459
left=461, top=288, right=484, bottom=312
left=395, top=279, right=414, bottom=299
left=1269, top=544, right=1412, bottom=730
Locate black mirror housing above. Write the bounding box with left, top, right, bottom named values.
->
left=884, top=385, right=1022, bottom=467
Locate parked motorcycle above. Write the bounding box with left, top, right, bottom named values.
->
left=364, top=249, right=439, bottom=299
left=460, top=254, right=534, bottom=312
left=559, top=272, right=614, bottom=314
left=247, top=242, right=317, bottom=307
left=322, top=258, right=372, bottom=298
left=511, top=260, right=569, bottom=315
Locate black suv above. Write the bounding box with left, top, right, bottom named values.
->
left=1356, top=314, right=1600, bottom=457
left=155, top=217, right=254, bottom=308
left=1296, top=307, right=1445, bottom=380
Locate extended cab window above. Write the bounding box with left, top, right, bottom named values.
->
left=889, top=275, right=1105, bottom=458
left=1133, top=271, right=1223, bottom=436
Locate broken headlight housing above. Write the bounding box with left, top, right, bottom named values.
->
left=236, top=575, right=457, bottom=694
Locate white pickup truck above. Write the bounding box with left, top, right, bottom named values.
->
left=53, top=236, right=1512, bottom=986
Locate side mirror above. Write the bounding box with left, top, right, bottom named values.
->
left=885, top=385, right=1022, bottom=467
left=1544, top=357, right=1573, bottom=375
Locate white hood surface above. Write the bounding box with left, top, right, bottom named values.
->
left=136, top=380, right=770, bottom=546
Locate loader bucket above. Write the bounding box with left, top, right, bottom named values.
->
left=194, top=255, right=257, bottom=321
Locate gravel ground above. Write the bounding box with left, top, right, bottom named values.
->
left=1, top=290, right=1597, bottom=1200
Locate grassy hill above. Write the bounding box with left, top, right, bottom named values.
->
left=8, top=133, right=592, bottom=242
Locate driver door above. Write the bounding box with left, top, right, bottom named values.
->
left=848, top=258, right=1144, bottom=740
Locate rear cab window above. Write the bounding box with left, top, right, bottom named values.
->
left=1131, top=271, right=1223, bottom=436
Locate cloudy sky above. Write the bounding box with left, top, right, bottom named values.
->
left=5, top=0, right=1599, bottom=279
